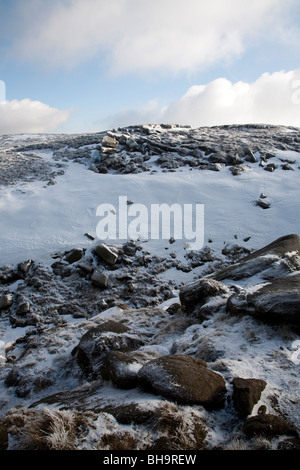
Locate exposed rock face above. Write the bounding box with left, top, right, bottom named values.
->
left=227, top=273, right=300, bottom=325
left=232, top=377, right=267, bottom=417
left=213, top=234, right=300, bottom=281
left=138, top=355, right=227, bottom=409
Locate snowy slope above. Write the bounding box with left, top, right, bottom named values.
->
left=0, top=125, right=300, bottom=451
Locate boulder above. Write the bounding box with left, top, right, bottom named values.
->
left=243, top=414, right=298, bottom=438
left=101, top=351, right=142, bottom=389
left=72, top=321, right=144, bottom=377
left=94, top=244, right=118, bottom=265
left=179, top=278, right=229, bottom=315
left=91, top=270, right=109, bottom=288
left=232, top=377, right=267, bottom=417
left=138, top=354, right=227, bottom=409
left=227, top=273, right=300, bottom=325
left=213, top=234, right=300, bottom=281
left=64, top=248, right=84, bottom=264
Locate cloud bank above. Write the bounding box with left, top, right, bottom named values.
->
left=11, top=0, right=297, bottom=74
left=0, top=99, right=70, bottom=134
left=104, top=69, right=300, bottom=129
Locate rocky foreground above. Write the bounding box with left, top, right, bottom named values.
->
left=0, top=123, right=300, bottom=451
left=0, top=232, right=299, bottom=451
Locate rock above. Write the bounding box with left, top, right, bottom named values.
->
left=101, top=351, right=141, bottom=388
left=232, top=377, right=267, bottom=417
left=213, top=234, right=300, bottom=281
left=243, top=414, right=298, bottom=438
left=227, top=273, right=300, bottom=325
left=179, top=278, right=229, bottom=315
left=0, top=293, right=13, bottom=311
left=94, top=244, right=118, bottom=265
left=102, top=135, right=118, bottom=149
left=18, top=260, right=33, bottom=275
left=64, top=248, right=84, bottom=264
left=256, top=199, right=270, bottom=209
left=245, top=150, right=257, bottom=163
left=137, top=355, right=227, bottom=409
left=16, top=301, right=30, bottom=316
left=281, top=163, right=294, bottom=171
left=72, top=321, right=144, bottom=377
left=91, top=270, right=109, bottom=288
left=264, top=163, right=276, bottom=172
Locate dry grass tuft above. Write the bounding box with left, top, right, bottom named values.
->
left=3, top=407, right=94, bottom=450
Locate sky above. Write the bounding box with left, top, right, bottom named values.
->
left=0, top=0, right=300, bottom=134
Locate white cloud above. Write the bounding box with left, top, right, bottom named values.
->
left=11, top=0, right=297, bottom=74
left=0, top=99, right=70, bottom=134
left=105, top=69, right=300, bottom=129
left=162, top=69, right=300, bottom=127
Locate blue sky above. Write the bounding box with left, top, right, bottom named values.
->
left=0, top=0, right=300, bottom=134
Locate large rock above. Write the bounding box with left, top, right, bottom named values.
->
left=179, top=278, right=229, bottom=315
left=213, top=234, right=300, bottom=281
left=101, top=351, right=142, bottom=389
left=227, top=273, right=300, bottom=325
left=243, top=414, right=298, bottom=438
left=72, top=321, right=144, bottom=378
left=232, top=377, right=267, bottom=417
left=138, top=355, right=227, bottom=409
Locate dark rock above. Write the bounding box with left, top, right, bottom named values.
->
left=232, top=377, right=267, bottom=417
left=94, top=244, right=118, bottom=265
left=101, top=351, right=141, bottom=388
left=138, top=354, right=227, bottom=409
left=72, top=321, right=144, bottom=377
left=179, top=278, right=229, bottom=315
left=64, top=248, right=84, bottom=264
left=227, top=273, right=300, bottom=325
left=256, top=199, right=270, bottom=209
left=243, top=414, right=298, bottom=438
left=213, top=234, right=300, bottom=281
left=0, top=293, right=13, bottom=311
left=91, top=270, right=109, bottom=288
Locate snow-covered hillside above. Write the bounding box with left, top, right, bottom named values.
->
left=0, top=124, right=299, bottom=451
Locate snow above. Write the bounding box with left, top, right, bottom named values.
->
left=0, top=128, right=300, bottom=450
left=1, top=146, right=299, bottom=268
